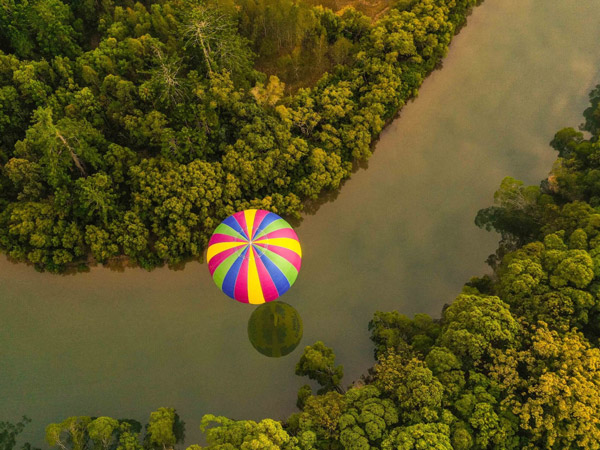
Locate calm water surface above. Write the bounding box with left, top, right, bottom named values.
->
left=2, top=0, right=600, bottom=445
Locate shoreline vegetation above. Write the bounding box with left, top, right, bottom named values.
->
left=0, top=0, right=479, bottom=272
left=7, top=84, right=600, bottom=450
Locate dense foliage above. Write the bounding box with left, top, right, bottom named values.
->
left=0, top=0, right=477, bottom=271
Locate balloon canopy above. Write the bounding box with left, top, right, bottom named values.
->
left=207, top=209, right=302, bottom=304
left=247, top=301, right=303, bottom=357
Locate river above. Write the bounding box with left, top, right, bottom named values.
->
left=2, top=0, right=600, bottom=446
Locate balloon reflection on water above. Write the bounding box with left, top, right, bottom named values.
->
left=247, top=301, right=303, bottom=357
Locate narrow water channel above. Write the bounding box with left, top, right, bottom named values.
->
left=2, top=0, right=600, bottom=445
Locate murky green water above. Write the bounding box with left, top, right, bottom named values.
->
left=2, top=0, right=600, bottom=445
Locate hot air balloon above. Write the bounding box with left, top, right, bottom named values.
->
left=247, top=301, right=303, bottom=357
left=207, top=209, right=302, bottom=304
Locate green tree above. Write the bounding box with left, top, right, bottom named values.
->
left=181, top=4, right=254, bottom=81
left=14, top=107, right=105, bottom=189
left=87, top=417, right=119, bottom=450
left=197, top=415, right=299, bottom=450
left=381, top=423, right=452, bottom=450
left=0, top=0, right=82, bottom=59
left=296, top=341, right=344, bottom=394
left=502, top=325, right=600, bottom=449
left=46, top=416, right=92, bottom=450
left=338, top=385, right=398, bottom=449
left=145, top=408, right=184, bottom=450
left=440, top=295, right=521, bottom=364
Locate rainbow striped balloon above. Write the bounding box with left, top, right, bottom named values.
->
left=207, top=209, right=302, bottom=304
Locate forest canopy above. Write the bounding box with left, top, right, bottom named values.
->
left=0, top=0, right=477, bottom=271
